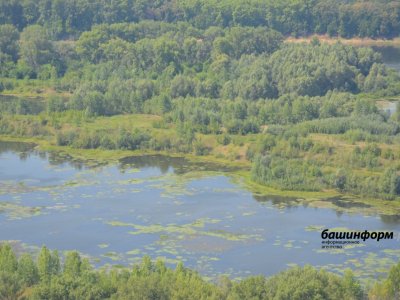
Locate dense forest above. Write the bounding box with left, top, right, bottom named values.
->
left=1, top=0, right=400, bottom=39
left=1, top=243, right=399, bottom=299
left=1, top=16, right=400, bottom=199
left=1, top=0, right=400, bottom=298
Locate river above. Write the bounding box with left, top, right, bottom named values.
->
left=1, top=44, right=400, bottom=283
left=373, top=45, right=400, bottom=73
left=0, top=141, right=399, bottom=283
left=372, top=45, right=400, bottom=116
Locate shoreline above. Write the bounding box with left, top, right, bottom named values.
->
left=1, top=134, right=400, bottom=215
left=285, top=35, right=400, bottom=46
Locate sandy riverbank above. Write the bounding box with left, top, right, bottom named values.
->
left=286, top=35, right=400, bottom=46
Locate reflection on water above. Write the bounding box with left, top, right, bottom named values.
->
left=0, top=141, right=110, bottom=170
left=380, top=101, right=397, bottom=117
left=380, top=214, right=400, bottom=225
left=120, top=155, right=190, bottom=174
left=0, top=95, right=45, bottom=115
left=371, top=45, right=400, bottom=117
left=253, top=194, right=302, bottom=208
left=0, top=141, right=36, bottom=153
left=1, top=140, right=400, bottom=282
left=327, top=197, right=371, bottom=209
left=373, top=46, right=400, bottom=73
left=120, top=155, right=239, bottom=174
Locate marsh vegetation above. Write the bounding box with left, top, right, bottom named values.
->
left=2, top=0, right=400, bottom=298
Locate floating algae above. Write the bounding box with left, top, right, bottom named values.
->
left=2, top=141, right=400, bottom=282
left=115, top=178, right=146, bottom=185
left=0, top=181, right=35, bottom=195
left=102, top=251, right=124, bottom=261
left=0, top=202, right=42, bottom=220
left=107, top=218, right=262, bottom=242
left=126, top=249, right=142, bottom=255
left=242, top=211, right=256, bottom=216
left=305, top=225, right=325, bottom=232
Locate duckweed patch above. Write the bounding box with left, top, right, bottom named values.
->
left=0, top=202, right=42, bottom=220
left=1, top=140, right=400, bottom=282
left=102, top=251, right=124, bottom=261
left=305, top=225, right=325, bottom=232
left=107, top=219, right=261, bottom=242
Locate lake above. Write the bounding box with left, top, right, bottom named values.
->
left=372, top=45, right=400, bottom=116
left=0, top=95, right=45, bottom=115
left=373, top=45, right=400, bottom=73
left=0, top=141, right=399, bottom=282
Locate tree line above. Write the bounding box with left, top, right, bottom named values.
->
left=2, top=242, right=398, bottom=299
left=3, top=21, right=399, bottom=114
left=1, top=0, right=400, bottom=39
left=1, top=5, right=400, bottom=200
